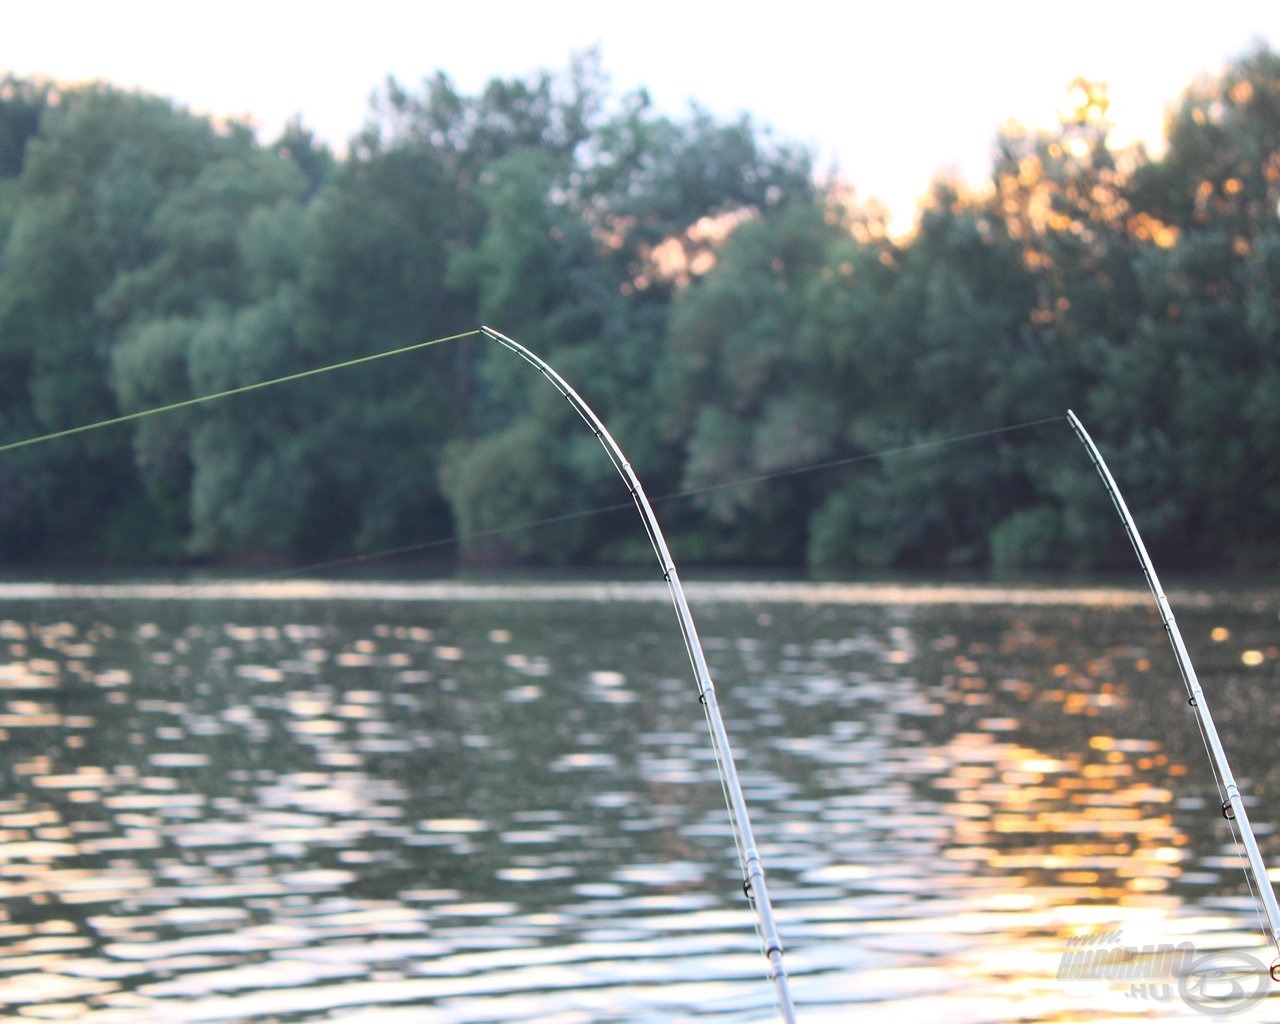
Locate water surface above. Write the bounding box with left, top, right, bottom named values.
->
left=0, top=580, right=1278, bottom=1022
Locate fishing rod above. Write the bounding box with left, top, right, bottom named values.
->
left=481, top=327, right=799, bottom=1022
left=1068, top=410, right=1280, bottom=981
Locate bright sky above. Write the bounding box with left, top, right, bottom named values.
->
left=4, top=1, right=1278, bottom=229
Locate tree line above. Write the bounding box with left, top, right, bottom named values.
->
left=1, top=48, right=1279, bottom=573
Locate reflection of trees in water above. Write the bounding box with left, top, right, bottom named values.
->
left=2, top=589, right=1278, bottom=1017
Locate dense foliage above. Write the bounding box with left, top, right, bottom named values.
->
left=2, top=48, right=1279, bottom=573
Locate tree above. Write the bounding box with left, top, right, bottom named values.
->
left=661, top=200, right=844, bottom=562
left=438, top=61, right=816, bottom=564
left=1106, top=45, right=1280, bottom=565
left=0, top=86, right=253, bottom=559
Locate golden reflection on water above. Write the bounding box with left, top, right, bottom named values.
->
left=937, top=729, right=1184, bottom=897
left=0, top=588, right=1276, bottom=1021
left=924, top=643, right=1186, bottom=905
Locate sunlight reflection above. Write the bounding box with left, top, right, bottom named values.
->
left=0, top=587, right=1275, bottom=1021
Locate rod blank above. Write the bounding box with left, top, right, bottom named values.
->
left=482, top=327, right=799, bottom=1021
left=1068, top=409, right=1280, bottom=979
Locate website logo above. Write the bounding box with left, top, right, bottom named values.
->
left=1057, top=929, right=1268, bottom=1016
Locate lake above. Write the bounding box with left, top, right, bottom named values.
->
left=0, top=578, right=1278, bottom=1022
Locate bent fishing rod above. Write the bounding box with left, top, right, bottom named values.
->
left=1069, top=410, right=1280, bottom=981
left=481, top=327, right=798, bottom=1021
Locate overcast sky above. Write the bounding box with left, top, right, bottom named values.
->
left=4, top=1, right=1277, bottom=228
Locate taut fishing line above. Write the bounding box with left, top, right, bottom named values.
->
left=0, top=323, right=1064, bottom=580
left=0, top=329, right=481, bottom=455
left=665, top=416, right=1064, bottom=502
left=236, top=415, right=1066, bottom=582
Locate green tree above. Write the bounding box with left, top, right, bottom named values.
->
left=1081, top=45, right=1280, bottom=566
left=0, top=86, right=253, bottom=559
left=438, top=60, right=815, bottom=564
left=0, top=75, right=50, bottom=179
left=663, top=200, right=843, bottom=562
left=143, top=129, right=472, bottom=560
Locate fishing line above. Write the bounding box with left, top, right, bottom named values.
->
left=184, top=415, right=1068, bottom=586
left=0, top=329, right=481, bottom=455
left=1191, top=703, right=1276, bottom=957
left=1228, top=811, right=1276, bottom=955
left=661, top=415, right=1066, bottom=503
left=1186, top=708, right=1269, bottom=943
left=0, top=316, right=1062, bottom=577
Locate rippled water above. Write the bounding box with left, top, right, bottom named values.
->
left=1, top=580, right=1279, bottom=1022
